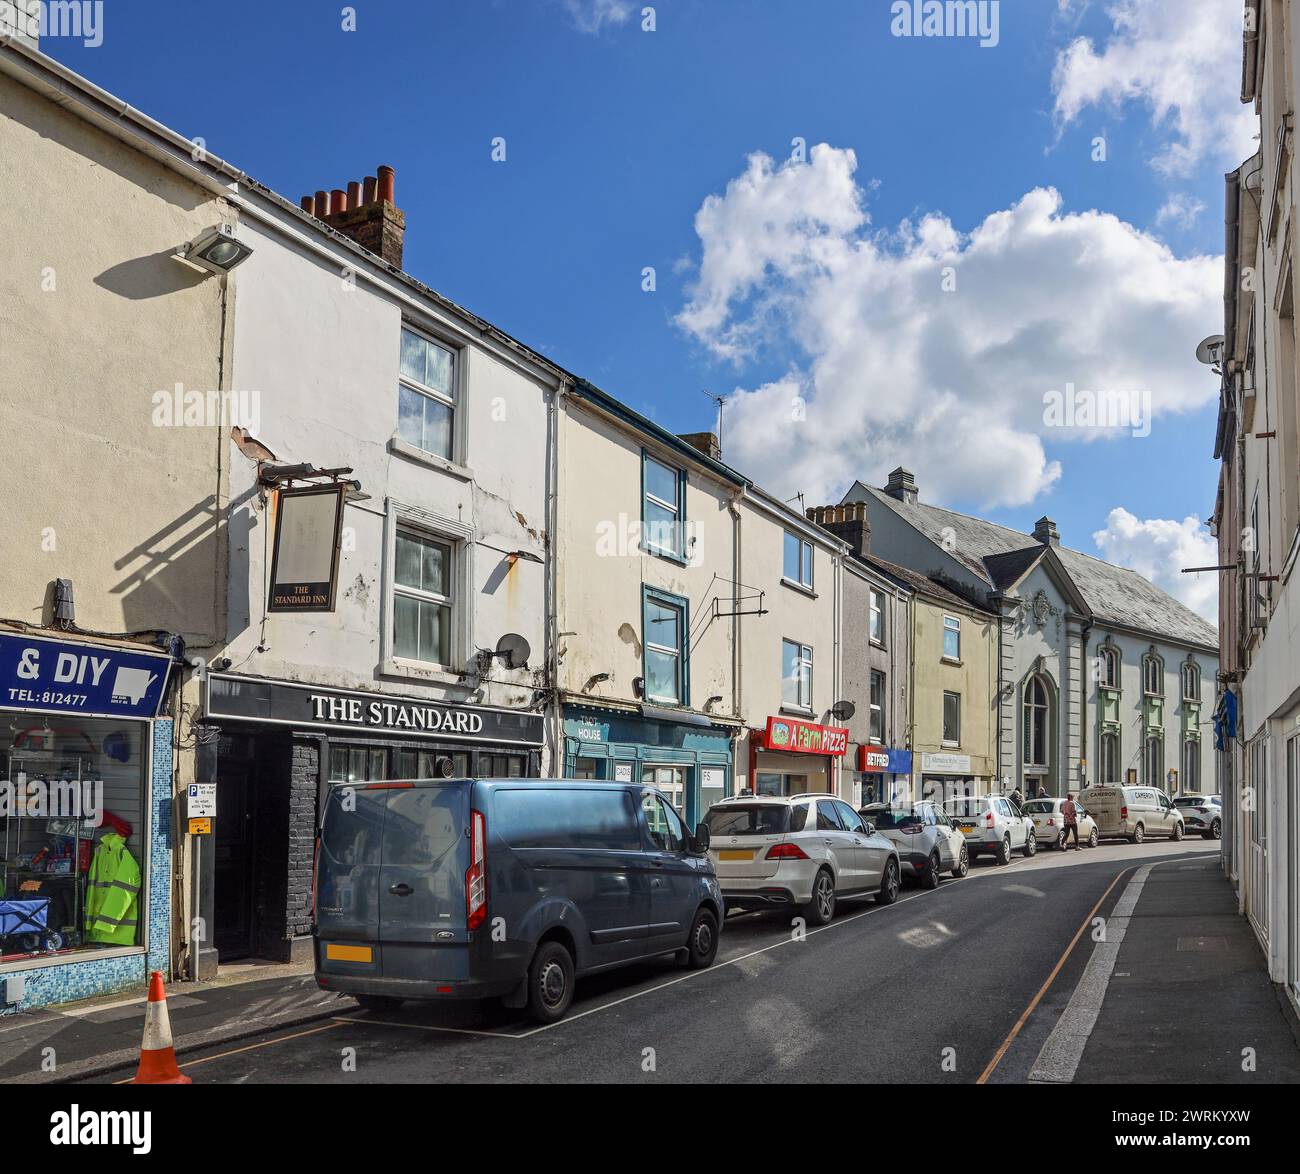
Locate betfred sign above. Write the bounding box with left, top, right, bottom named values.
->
left=857, top=745, right=913, bottom=774
left=764, top=716, right=848, bottom=757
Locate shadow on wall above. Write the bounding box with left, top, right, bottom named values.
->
left=93, top=249, right=210, bottom=300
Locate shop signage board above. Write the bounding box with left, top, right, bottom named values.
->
left=920, top=751, right=972, bottom=774
left=206, top=673, right=545, bottom=747
left=267, top=485, right=346, bottom=612
left=857, top=746, right=913, bottom=774
left=0, top=631, right=171, bottom=720
left=763, top=716, right=849, bottom=757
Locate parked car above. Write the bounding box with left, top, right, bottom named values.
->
left=942, top=795, right=1037, bottom=864
left=314, top=778, right=723, bottom=1024
left=1078, top=785, right=1185, bottom=843
left=704, top=794, right=901, bottom=925
left=1022, top=797, right=1099, bottom=849
left=860, top=800, right=969, bottom=885
left=1173, top=794, right=1222, bottom=840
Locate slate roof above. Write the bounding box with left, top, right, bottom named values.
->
left=850, top=485, right=1219, bottom=652
left=852, top=553, right=998, bottom=617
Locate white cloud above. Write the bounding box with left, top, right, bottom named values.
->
left=1154, top=192, right=1206, bottom=230
left=1091, top=507, right=1219, bottom=622
left=676, top=144, right=1222, bottom=509
left=559, top=0, right=636, bottom=34
left=1051, top=0, right=1258, bottom=176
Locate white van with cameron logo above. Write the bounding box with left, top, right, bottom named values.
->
left=1078, top=785, right=1185, bottom=844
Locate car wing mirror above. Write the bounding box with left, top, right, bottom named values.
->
left=691, top=822, right=711, bottom=854
left=862, top=821, right=875, bottom=836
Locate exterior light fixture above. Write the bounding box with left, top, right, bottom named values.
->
left=179, top=224, right=254, bottom=275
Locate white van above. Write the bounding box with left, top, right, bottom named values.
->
left=1077, top=785, right=1185, bottom=844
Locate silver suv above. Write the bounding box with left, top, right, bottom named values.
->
left=860, top=801, right=969, bottom=886
left=705, top=794, right=901, bottom=925
left=942, top=795, right=1037, bottom=864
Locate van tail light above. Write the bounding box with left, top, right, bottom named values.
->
left=1120, top=805, right=1129, bottom=819
left=765, top=843, right=809, bottom=860
left=466, top=809, right=487, bottom=931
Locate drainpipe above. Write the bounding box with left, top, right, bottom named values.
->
left=545, top=381, right=568, bottom=775
left=728, top=493, right=743, bottom=794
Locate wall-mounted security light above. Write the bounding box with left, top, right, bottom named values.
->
left=179, top=224, right=254, bottom=275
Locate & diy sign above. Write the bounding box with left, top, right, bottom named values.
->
left=0, top=632, right=171, bottom=720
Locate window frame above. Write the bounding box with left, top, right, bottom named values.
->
left=641, top=450, right=687, bottom=563
left=642, top=586, right=689, bottom=706
left=942, top=614, right=962, bottom=661
left=392, top=526, right=455, bottom=667
left=1143, top=652, right=1165, bottom=697
left=1181, top=661, right=1201, bottom=702
left=1099, top=728, right=1120, bottom=784
left=1100, top=645, right=1119, bottom=690
left=782, top=531, right=815, bottom=592
left=942, top=690, right=961, bottom=747
left=1143, top=732, right=1164, bottom=788
left=869, top=669, right=886, bottom=745
left=1181, top=736, right=1201, bottom=793
left=781, top=638, right=814, bottom=712
left=396, top=323, right=459, bottom=462
left=1023, top=675, right=1050, bottom=768
left=869, top=588, right=885, bottom=646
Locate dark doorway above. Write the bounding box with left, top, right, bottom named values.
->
left=213, top=733, right=258, bottom=959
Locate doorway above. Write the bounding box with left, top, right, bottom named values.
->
left=213, top=734, right=258, bottom=959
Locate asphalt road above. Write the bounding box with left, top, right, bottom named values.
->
left=92, top=838, right=1221, bottom=1084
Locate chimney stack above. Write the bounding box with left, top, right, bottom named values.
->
left=806, top=502, right=870, bottom=557
left=1033, top=516, right=1060, bottom=546
left=677, top=432, right=721, bottom=461
left=884, top=467, right=918, bottom=506
left=299, top=163, right=406, bottom=269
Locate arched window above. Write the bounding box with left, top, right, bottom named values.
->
left=1143, top=652, right=1164, bottom=697
left=1100, top=646, right=1119, bottom=689
left=1023, top=675, right=1050, bottom=767
left=1181, top=661, right=1201, bottom=702
left=1181, top=737, right=1200, bottom=792
left=1099, top=730, right=1120, bottom=783
left=1144, top=733, right=1164, bottom=788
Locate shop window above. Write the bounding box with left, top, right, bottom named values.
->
left=329, top=745, right=388, bottom=784
left=783, top=531, right=814, bottom=590
left=643, top=589, right=688, bottom=705
left=1, top=717, right=147, bottom=961
left=642, top=452, right=686, bottom=561
left=943, top=615, right=961, bottom=660
left=397, top=326, right=457, bottom=460
left=573, top=757, right=602, bottom=780
left=869, top=670, right=886, bottom=744
left=641, top=792, right=686, bottom=852
left=480, top=753, right=525, bottom=779
left=782, top=639, right=813, bottom=710
left=942, top=691, right=961, bottom=746
left=393, top=527, right=454, bottom=666
left=869, top=589, right=885, bottom=645
left=392, top=747, right=471, bottom=780
left=642, top=764, right=686, bottom=816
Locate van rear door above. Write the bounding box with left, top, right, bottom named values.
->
left=316, top=782, right=388, bottom=976
left=378, top=782, right=470, bottom=981
left=1081, top=787, right=1123, bottom=835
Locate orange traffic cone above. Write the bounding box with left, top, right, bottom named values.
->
left=131, top=971, right=191, bottom=1085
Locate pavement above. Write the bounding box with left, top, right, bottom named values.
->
left=3, top=839, right=1296, bottom=1085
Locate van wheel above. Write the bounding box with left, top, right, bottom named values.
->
left=354, top=994, right=403, bottom=1013
left=1130, top=823, right=1145, bottom=845
left=952, top=844, right=969, bottom=878
left=921, top=851, right=942, bottom=889
left=527, top=940, right=575, bottom=1024
left=877, top=858, right=900, bottom=905
left=1088, top=827, right=1099, bottom=848
left=685, top=908, right=719, bottom=969
left=805, top=869, right=836, bottom=925
left=996, top=835, right=1012, bottom=866
left=1172, top=821, right=1184, bottom=841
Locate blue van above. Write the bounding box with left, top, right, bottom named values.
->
left=314, top=778, right=723, bottom=1022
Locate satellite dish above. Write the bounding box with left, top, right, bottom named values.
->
left=1195, top=335, right=1226, bottom=366
left=495, top=632, right=531, bottom=670
left=830, top=700, right=856, bottom=722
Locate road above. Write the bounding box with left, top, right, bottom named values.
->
left=92, top=839, right=1221, bottom=1084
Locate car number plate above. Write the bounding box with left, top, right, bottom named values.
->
left=325, top=944, right=373, bottom=963
left=719, top=849, right=755, bottom=861
left=960, top=826, right=977, bottom=834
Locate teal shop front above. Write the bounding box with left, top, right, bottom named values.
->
left=562, top=704, right=736, bottom=827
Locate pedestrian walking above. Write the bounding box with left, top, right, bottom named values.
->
left=1036, top=785, right=1047, bottom=799
left=1060, top=791, right=1080, bottom=850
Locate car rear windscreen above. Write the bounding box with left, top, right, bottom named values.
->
left=493, top=787, right=641, bottom=850
left=869, top=807, right=922, bottom=830
left=704, top=804, right=791, bottom=836
left=1022, top=800, right=1054, bottom=814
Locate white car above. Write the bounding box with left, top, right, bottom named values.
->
left=860, top=800, right=969, bottom=885
left=942, top=795, right=1037, bottom=864
left=1173, top=794, right=1222, bottom=840
left=704, top=794, right=901, bottom=925
left=1022, top=797, right=1099, bottom=849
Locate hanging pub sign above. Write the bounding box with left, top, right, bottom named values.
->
left=267, top=485, right=345, bottom=612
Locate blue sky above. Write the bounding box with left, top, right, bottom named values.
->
left=44, top=0, right=1253, bottom=618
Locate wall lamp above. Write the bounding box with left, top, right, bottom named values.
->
left=177, top=224, right=254, bottom=275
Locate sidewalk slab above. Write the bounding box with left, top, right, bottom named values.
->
left=0, top=966, right=356, bottom=1084
left=1073, top=858, right=1300, bottom=1083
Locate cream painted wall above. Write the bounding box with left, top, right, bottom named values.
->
left=0, top=73, right=228, bottom=643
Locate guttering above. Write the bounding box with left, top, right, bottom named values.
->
left=1241, top=0, right=1260, bottom=105
left=741, top=484, right=850, bottom=555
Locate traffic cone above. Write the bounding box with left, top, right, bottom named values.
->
left=131, top=971, right=191, bottom=1084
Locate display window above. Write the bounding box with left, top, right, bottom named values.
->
left=1, top=716, right=147, bottom=963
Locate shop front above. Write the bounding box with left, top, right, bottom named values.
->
left=562, top=702, right=735, bottom=827
left=856, top=745, right=913, bottom=808
left=918, top=751, right=982, bottom=807
left=749, top=715, right=849, bottom=799
left=200, top=673, right=543, bottom=971
left=0, top=631, right=174, bottom=1013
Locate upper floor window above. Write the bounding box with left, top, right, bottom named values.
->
left=869, top=670, right=886, bottom=744
left=397, top=327, right=456, bottom=459
left=393, top=527, right=453, bottom=666
left=1143, top=733, right=1164, bottom=789
left=783, top=532, right=814, bottom=590
left=642, top=453, right=685, bottom=561
left=1181, top=661, right=1201, bottom=702
left=643, top=590, right=687, bottom=705
left=1100, top=645, right=1119, bottom=689
left=1143, top=652, right=1164, bottom=697
left=869, top=589, right=884, bottom=644
left=1181, top=737, right=1201, bottom=792
left=1099, top=729, right=1120, bottom=784
left=1023, top=674, right=1050, bottom=767
left=943, top=615, right=961, bottom=661
left=782, top=639, right=813, bottom=711
left=942, top=691, right=961, bottom=745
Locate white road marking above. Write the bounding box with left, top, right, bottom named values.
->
left=1028, top=862, right=1155, bottom=1083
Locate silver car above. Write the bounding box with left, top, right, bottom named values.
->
left=1173, top=794, right=1222, bottom=839
left=860, top=801, right=969, bottom=886
left=704, top=794, right=901, bottom=925
left=943, top=795, right=1037, bottom=864
left=1022, top=797, right=1099, bottom=849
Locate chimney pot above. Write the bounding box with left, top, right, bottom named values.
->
left=313, top=190, right=329, bottom=218
left=377, top=165, right=396, bottom=204
left=347, top=181, right=362, bottom=210
left=806, top=503, right=870, bottom=557
left=363, top=175, right=378, bottom=205
left=299, top=195, right=314, bottom=212
left=329, top=189, right=347, bottom=216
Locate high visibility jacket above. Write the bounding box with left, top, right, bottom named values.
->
left=85, top=832, right=141, bottom=945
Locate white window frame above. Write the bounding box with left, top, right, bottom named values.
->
left=1143, top=653, right=1164, bottom=697
left=1100, top=646, right=1119, bottom=690
left=942, top=690, right=961, bottom=747
left=782, top=531, right=814, bottom=592
left=642, top=452, right=685, bottom=561
left=380, top=500, right=474, bottom=681
left=1023, top=675, right=1050, bottom=768
left=869, top=669, right=886, bottom=744
left=1182, top=661, right=1200, bottom=702
left=396, top=324, right=461, bottom=464
left=869, top=589, right=884, bottom=645
left=782, top=639, right=814, bottom=712
left=1181, top=737, right=1201, bottom=792
left=943, top=614, right=961, bottom=661
left=1100, top=729, right=1120, bottom=784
